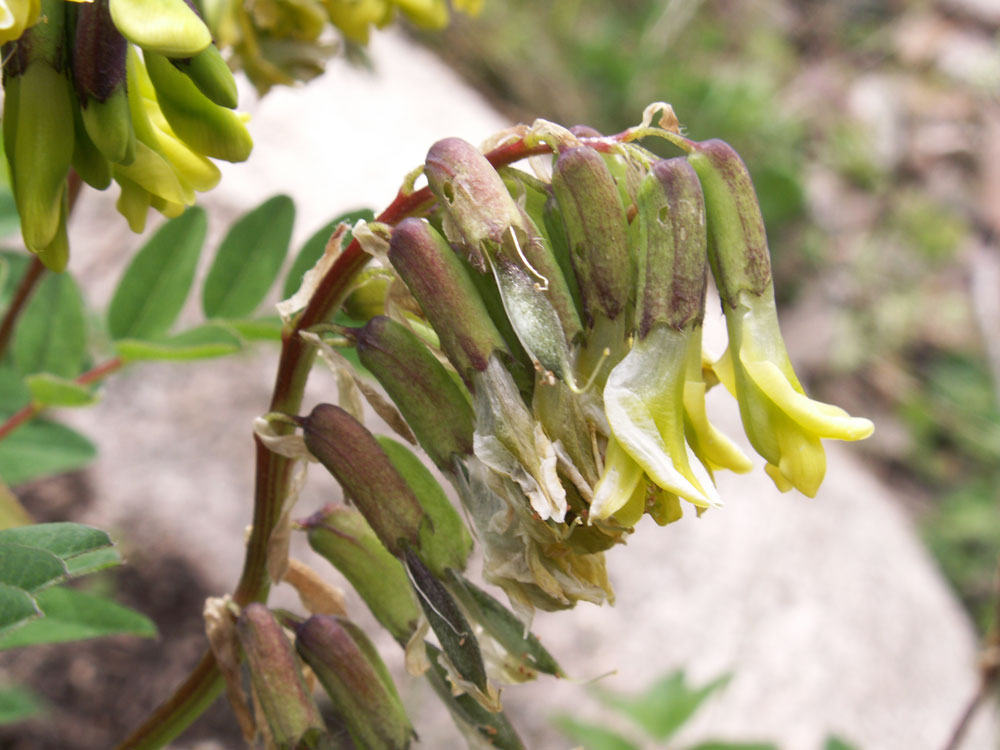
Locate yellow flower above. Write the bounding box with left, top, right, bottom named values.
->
left=714, top=290, right=874, bottom=496
left=0, top=0, right=39, bottom=45
left=593, top=325, right=722, bottom=521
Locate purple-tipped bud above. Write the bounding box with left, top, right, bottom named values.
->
left=305, top=504, right=420, bottom=644
left=296, top=615, right=414, bottom=750
left=686, top=139, right=771, bottom=307
left=302, top=405, right=471, bottom=577
left=235, top=604, right=330, bottom=750
left=424, top=137, right=523, bottom=269
left=356, top=315, right=475, bottom=469
left=301, top=404, right=424, bottom=557
left=389, top=218, right=510, bottom=384
left=636, top=158, right=708, bottom=336
left=551, top=146, right=632, bottom=324
left=73, top=0, right=126, bottom=101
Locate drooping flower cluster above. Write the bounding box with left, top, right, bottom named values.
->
left=311, top=109, right=873, bottom=620
left=2, top=0, right=253, bottom=269
left=0, top=0, right=481, bottom=271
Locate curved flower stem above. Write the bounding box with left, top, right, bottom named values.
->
left=0, top=357, right=123, bottom=443
left=116, top=131, right=645, bottom=749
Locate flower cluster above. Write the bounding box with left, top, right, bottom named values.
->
left=314, top=109, right=873, bottom=619
left=0, top=0, right=481, bottom=270
left=203, top=0, right=483, bottom=94
left=2, top=0, right=252, bottom=269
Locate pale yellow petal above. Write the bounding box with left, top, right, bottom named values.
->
left=742, top=358, right=874, bottom=441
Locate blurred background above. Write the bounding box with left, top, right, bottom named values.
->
left=3, top=0, right=1000, bottom=748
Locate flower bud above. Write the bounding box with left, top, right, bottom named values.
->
left=301, top=404, right=424, bottom=557
left=304, top=504, right=420, bottom=644
left=235, top=603, right=330, bottom=750
left=686, top=139, right=771, bottom=307
left=551, top=146, right=632, bottom=324
left=356, top=315, right=475, bottom=470
left=389, top=218, right=511, bottom=384
left=425, top=139, right=583, bottom=381
left=425, top=137, right=524, bottom=270
left=635, top=158, right=707, bottom=336
left=296, top=614, right=414, bottom=750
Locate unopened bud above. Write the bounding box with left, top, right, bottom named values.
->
left=551, top=146, right=632, bottom=324
left=635, top=158, right=707, bottom=336
left=300, top=404, right=424, bottom=557
left=424, top=137, right=523, bottom=269
left=686, top=139, right=771, bottom=307
left=304, top=504, right=420, bottom=644
left=235, top=603, right=330, bottom=750
left=296, top=614, right=414, bottom=750
left=389, top=218, right=510, bottom=384
left=356, top=315, right=475, bottom=469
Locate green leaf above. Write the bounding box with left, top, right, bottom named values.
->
left=0, top=188, right=20, bottom=239
left=0, top=363, right=30, bottom=413
left=24, top=374, right=97, bottom=408
left=0, top=522, right=114, bottom=562
left=115, top=323, right=243, bottom=361
left=224, top=315, right=283, bottom=341
left=0, top=586, right=156, bottom=649
left=551, top=715, right=639, bottom=750
left=596, top=670, right=731, bottom=742
left=282, top=208, right=374, bottom=299
left=0, top=583, right=40, bottom=633
left=824, top=737, right=860, bottom=750
left=63, top=547, right=121, bottom=577
left=13, top=271, right=87, bottom=378
left=203, top=195, right=295, bottom=319
left=0, top=419, right=96, bottom=486
left=107, top=207, right=207, bottom=340
left=0, top=685, right=45, bottom=724
left=0, top=544, right=67, bottom=592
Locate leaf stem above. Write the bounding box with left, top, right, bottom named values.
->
left=0, top=256, right=45, bottom=361
left=0, top=356, right=123, bottom=443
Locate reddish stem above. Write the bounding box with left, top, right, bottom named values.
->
left=117, top=130, right=612, bottom=749
left=0, top=256, right=45, bottom=360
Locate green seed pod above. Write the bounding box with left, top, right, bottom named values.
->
left=686, top=139, right=771, bottom=307
left=235, top=604, right=332, bottom=750
left=305, top=504, right=420, bottom=644
left=551, top=145, right=632, bottom=325
left=356, top=315, right=475, bottom=470
left=296, top=614, right=414, bottom=750
left=635, top=157, right=708, bottom=336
